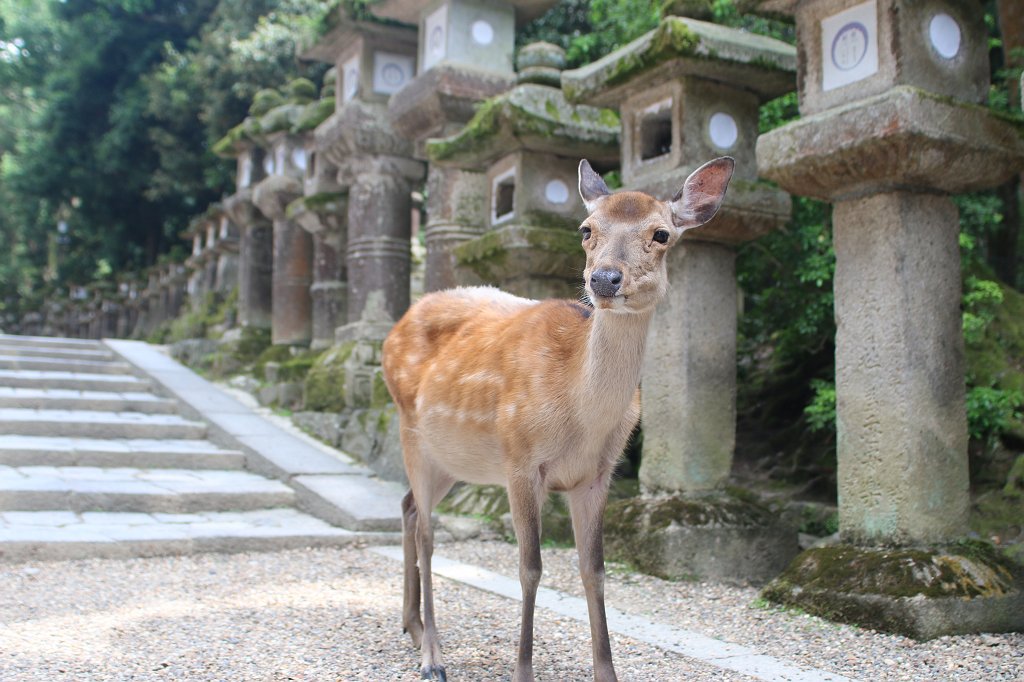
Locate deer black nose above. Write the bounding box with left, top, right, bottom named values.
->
left=590, top=268, right=623, bottom=297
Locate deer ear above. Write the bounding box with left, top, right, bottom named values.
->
left=578, top=159, right=610, bottom=213
left=669, top=157, right=735, bottom=231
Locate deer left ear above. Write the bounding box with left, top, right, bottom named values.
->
left=578, top=159, right=610, bottom=213
left=669, top=157, right=734, bottom=232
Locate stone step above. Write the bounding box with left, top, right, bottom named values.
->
left=0, top=334, right=104, bottom=350
left=0, top=354, right=133, bottom=374
left=0, top=409, right=207, bottom=439
left=0, top=344, right=116, bottom=361
left=0, top=465, right=295, bottom=513
left=0, top=435, right=245, bottom=469
left=0, top=369, right=151, bottom=392
left=0, top=387, right=178, bottom=414
left=0, top=508, right=399, bottom=562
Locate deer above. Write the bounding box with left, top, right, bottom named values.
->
left=381, top=155, right=735, bottom=682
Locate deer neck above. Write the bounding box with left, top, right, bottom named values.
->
left=575, top=307, right=653, bottom=425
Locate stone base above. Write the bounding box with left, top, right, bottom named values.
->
left=293, top=405, right=404, bottom=484
left=603, top=491, right=798, bottom=585
left=761, top=543, right=1024, bottom=640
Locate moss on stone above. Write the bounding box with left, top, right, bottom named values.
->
left=277, top=350, right=321, bottom=382
left=294, top=97, right=335, bottom=133
left=253, top=344, right=294, bottom=379
left=286, top=77, right=317, bottom=104
left=371, top=370, right=391, bottom=409
left=763, top=542, right=1019, bottom=605
left=286, top=191, right=346, bottom=221
left=303, top=341, right=357, bottom=412
left=233, top=326, right=272, bottom=364
left=212, top=122, right=249, bottom=158
left=966, top=278, right=1024, bottom=395
left=250, top=89, right=284, bottom=117
left=602, top=18, right=700, bottom=92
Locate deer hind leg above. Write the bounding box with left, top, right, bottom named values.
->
left=401, top=490, right=423, bottom=647
left=568, top=476, right=618, bottom=682
left=407, top=454, right=456, bottom=675
left=507, top=471, right=545, bottom=682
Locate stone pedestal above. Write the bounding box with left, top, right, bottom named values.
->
left=253, top=172, right=312, bottom=346
left=423, top=166, right=488, bottom=291
left=640, top=241, right=737, bottom=493
left=345, top=162, right=415, bottom=324
left=564, top=14, right=797, bottom=583
left=225, top=191, right=273, bottom=330
left=834, top=192, right=969, bottom=546
left=290, top=192, right=348, bottom=350
left=751, top=0, right=1024, bottom=637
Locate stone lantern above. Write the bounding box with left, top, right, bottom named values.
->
left=306, top=15, right=424, bottom=332
left=563, top=14, right=798, bottom=584
left=370, top=0, right=558, bottom=292
left=747, top=0, right=1024, bottom=637
left=287, top=69, right=349, bottom=350
left=251, top=79, right=319, bottom=347
left=427, top=42, right=619, bottom=299
left=183, top=216, right=206, bottom=306
left=215, top=101, right=274, bottom=333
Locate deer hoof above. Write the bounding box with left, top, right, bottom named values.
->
left=420, top=664, right=446, bottom=682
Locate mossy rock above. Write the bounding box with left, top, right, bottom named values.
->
left=966, top=278, right=1024, bottom=395
left=762, top=541, right=1024, bottom=639
left=250, top=88, right=284, bottom=117
left=604, top=491, right=798, bottom=584
left=286, top=77, right=317, bottom=104
left=232, top=326, right=272, bottom=365
left=294, top=97, right=336, bottom=133
left=253, top=344, right=294, bottom=380
left=304, top=341, right=357, bottom=412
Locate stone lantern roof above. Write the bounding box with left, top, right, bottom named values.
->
left=424, top=83, right=621, bottom=169
left=424, top=41, right=620, bottom=168
left=561, top=16, right=796, bottom=107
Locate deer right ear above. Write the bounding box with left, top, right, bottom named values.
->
left=578, top=159, right=610, bottom=213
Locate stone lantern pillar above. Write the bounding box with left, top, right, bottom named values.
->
left=563, top=15, right=798, bottom=584
left=213, top=210, right=240, bottom=297
left=371, top=0, right=558, bottom=292
left=426, top=42, right=619, bottom=299
left=251, top=80, right=318, bottom=347
left=183, top=216, right=206, bottom=308
left=287, top=70, right=348, bottom=350
left=748, top=0, right=1024, bottom=637
left=215, top=102, right=275, bottom=333
left=307, top=16, right=424, bottom=330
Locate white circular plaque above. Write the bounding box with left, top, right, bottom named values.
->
left=471, top=20, right=494, bottom=46
left=929, top=13, right=961, bottom=59
left=544, top=179, right=569, bottom=205
left=708, top=112, right=738, bottom=150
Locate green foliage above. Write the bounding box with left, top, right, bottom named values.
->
left=963, top=276, right=1004, bottom=345
left=804, top=379, right=836, bottom=434
left=519, top=0, right=662, bottom=68
left=966, top=386, right=1024, bottom=445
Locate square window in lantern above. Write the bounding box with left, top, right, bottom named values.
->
left=493, top=171, right=515, bottom=223
left=638, top=100, right=673, bottom=161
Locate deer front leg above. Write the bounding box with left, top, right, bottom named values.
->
left=507, top=472, right=544, bottom=682
left=568, top=477, right=618, bottom=682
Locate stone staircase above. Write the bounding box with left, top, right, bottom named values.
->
left=0, top=334, right=395, bottom=562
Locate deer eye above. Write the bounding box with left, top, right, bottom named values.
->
left=652, top=229, right=670, bottom=244
left=580, top=226, right=592, bottom=241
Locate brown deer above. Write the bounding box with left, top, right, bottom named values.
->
left=381, top=156, right=735, bottom=682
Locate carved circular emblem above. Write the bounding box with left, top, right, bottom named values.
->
left=471, top=20, right=494, bottom=46
left=708, top=112, right=738, bottom=150
left=429, top=26, right=445, bottom=55
left=929, top=13, right=961, bottom=59
left=830, top=21, right=869, bottom=71
left=544, top=179, right=569, bottom=205
left=381, top=63, right=405, bottom=87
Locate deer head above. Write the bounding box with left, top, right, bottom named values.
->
left=577, top=157, right=735, bottom=313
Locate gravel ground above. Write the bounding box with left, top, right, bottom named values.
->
left=440, top=541, right=1024, bottom=682
left=1, top=539, right=1021, bottom=682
